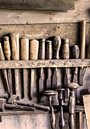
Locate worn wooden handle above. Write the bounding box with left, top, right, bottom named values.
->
left=80, top=20, right=86, bottom=59
left=53, top=36, right=61, bottom=59
left=11, top=33, right=19, bottom=60
left=46, top=40, right=52, bottom=59
left=4, top=36, right=11, bottom=60
left=0, top=43, right=5, bottom=61
left=73, top=45, right=80, bottom=59
left=30, top=39, right=39, bottom=60
left=63, top=38, right=69, bottom=59
left=39, top=39, right=45, bottom=60
left=21, top=36, right=29, bottom=60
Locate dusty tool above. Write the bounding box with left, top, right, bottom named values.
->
left=8, top=95, right=50, bottom=111
left=68, top=83, right=79, bottom=129
left=30, top=39, right=39, bottom=101
left=0, top=98, right=34, bottom=112
left=72, top=45, right=80, bottom=83
left=0, top=43, right=10, bottom=95
left=52, top=36, right=62, bottom=89
left=21, top=36, right=29, bottom=100
left=44, top=90, right=57, bottom=129
left=63, top=38, right=71, bottom=102
left=46, top=40, right=52, bottom=90
left=10, top=33, right=20, bottom=97
left=56, top=87, right=65, bottom=129
left=38, top=39, right=45, bottom=94
left=4, top=36, right=13, bottom=95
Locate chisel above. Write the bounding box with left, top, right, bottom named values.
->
left=10, top=33, right=20, bottom=97
left=4, top=36, right=13, bottom=95
left=52, top=36, right=62, bottom=89
left=0, top=43, right=10, bottom=95
left=39, top=39, right=45, bottom=94
left=21, top=36, right=29, bottom=100
left=30, top=39, right=39, bottom=102
left=46, top=40, right=52, bottom=90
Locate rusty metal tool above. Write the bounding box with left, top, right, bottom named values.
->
left=0, top=98, right=34, bottom=112
left=46, top=40, right=52, bottom=90
left=52, top=36, right=62, bottom=89
left=63, top=38, right=71, bottom=102
left=44, top=90, right=57, bottom=129
left=10, top=33, right=20, bottom=97
left=30, top=39, right=39, bottom=101
left=0, top=43, right=10, bottom=95
left=68, top=83, right=79, bottom=129
left=38, top=39, right=45, bottom=94
left=4, top=36, right=13, bottom=95
left=56, top=87, right=65, bottom=129
left=72, top=45, right=80, bottom=83
left=21, top=36, right=29, bottom=100
left=8, top=95, right=50, bottom=111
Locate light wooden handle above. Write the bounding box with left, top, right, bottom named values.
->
left=10, top=33, right=19, bottom=60
left=39, top=39, right=45, bottom=60
left=21, top=37, right=29, bottom=60
left=80, top=20, right=86, bottom=59
left=4, top=36, right=11, bottom=60
left=0, top=43, right=5, bottom=61
left=73, top=45, right=79, bottom=59
left=63, top=38, right=69, bottom=59
left=30, top=39, right=39, bottom=60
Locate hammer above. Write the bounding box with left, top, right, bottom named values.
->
left=30, top=39, right=39, bottom=102
left=10, top=33, right=20, bottom=97
left=4, top=36, right=13, bottom=95
left=68, top=83, right=79, bottom=129
left=21, top=36, right=29, bottom=100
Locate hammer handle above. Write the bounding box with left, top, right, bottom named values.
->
left=21, top=37, right=29, bottom=98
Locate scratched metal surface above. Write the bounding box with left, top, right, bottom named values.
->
left=0, top=0, right=74, bottom=11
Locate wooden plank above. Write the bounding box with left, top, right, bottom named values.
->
left=83, top=95, right=90, bottom=129
left=0, top=0, right=89, bottom=24
left=0, top=59, right=89, bottom=69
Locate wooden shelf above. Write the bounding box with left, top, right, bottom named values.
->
left=0, top=59, right=90, bottom=69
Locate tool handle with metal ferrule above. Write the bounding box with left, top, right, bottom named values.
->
left=72, top=45, right=80, bottom=83
left=11, top=33, right=20, bottom=97
left=30, top=39, right=39, bottom=100
left=39, top=39, right=45, bottom=93
left=21, top=37, right=29, bottom=98
left=0, top=43, right=10, bottom=95
left=46, top=40, right=52, bottom=89
left=4, top=36, right=13, bottom=95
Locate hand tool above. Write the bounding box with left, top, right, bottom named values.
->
left=0, top=43, right=10, bottom=95
left=8, top=95, right=50, bottom=111
left=0, top=98, right=34, bottom=112
left=21, top=36, right=29, bottom=100
left=46, top=40, right=52, bottom=90
left=10, top=33, right=21, bottom=97
left=56, top=87, right=65, bottom=129
left=68, top=82, right=79, bottom=129
left=4, top=36, right=13, bottom=95
left=30, top=39, right=39, bottom=101
left=63, top=38, right=71, bottom=102
left=72, top=45, right=80, bottom=83
left=44, top=90, right=57, bottom=129
left=0, top=0, right=75, bottom=11
left=52, top=36, right=62, bottom=89
left=38, top=39, right=45, bottom=95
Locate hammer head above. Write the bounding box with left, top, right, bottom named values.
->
left=68, top=83, right=79, bottom=90
left=8, top=95, right=20, bottom=104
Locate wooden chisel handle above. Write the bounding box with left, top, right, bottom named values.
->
left=4, top=36, right=13, bottom=95
left=21, top=36, right=29, bottom=98
left=0, top=43, right=10, bottom=95
left=80, top=20, right=86, bottom=59
left=10, top=33, right=20, bottom=97
left=30, top=39, right=39, bottom=100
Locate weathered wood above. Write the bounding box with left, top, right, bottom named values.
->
left=0, top=59, right=89, bottom=69
left=0, top=0, right=89, bottom=24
